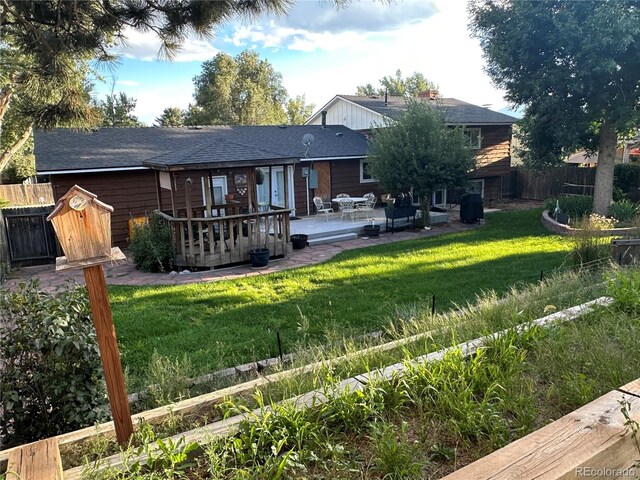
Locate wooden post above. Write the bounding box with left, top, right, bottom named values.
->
left=47, top=185, right=133, bottom=446
left=83, top=265, right=133, bottom=445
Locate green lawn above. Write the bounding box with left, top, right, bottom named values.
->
left=110, top=209, right=573, bottom=387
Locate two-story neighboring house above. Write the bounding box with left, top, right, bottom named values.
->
left=305, top=91, right=518, bottom=207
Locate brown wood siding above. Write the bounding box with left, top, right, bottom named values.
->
left=293, top=164, right=309, bottom=216
left=50, top=171, right=158, bottom=247
left=472, top=125, right=511, bottom=178
left=330, top=159, right=385, bottom=202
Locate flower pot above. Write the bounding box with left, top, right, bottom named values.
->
left=363, top=225, right=380, bottom=237
left=248, top=247, right=270, bottom=268
left=290, top=234, right=308, bottom=250
left=255, top=168, right=265, bottom=185
left=225, top=193, right=235, bottom=202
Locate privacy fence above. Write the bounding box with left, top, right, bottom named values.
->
left=0, top=183, right=54, bottom=207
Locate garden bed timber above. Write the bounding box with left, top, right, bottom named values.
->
left=443, top=377, right=640, bottom=479
left=59, top=296, right=611, bottom=479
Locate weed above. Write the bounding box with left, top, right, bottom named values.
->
left=570, top=214, right=615, bottom=267
left=143, top=351, right=193, bottom=408
left=369, top=421, right=424, bottom=479
left=607, top=267, right=640, bottom=313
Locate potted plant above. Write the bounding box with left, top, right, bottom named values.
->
left=363, top=219, right=380, bottom=237
left=248, top=214, right=270, bottom=268
left=255, top=168, right=265, bottom=185
left=290, top=233, right=308, bottom=249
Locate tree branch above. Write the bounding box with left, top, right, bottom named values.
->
left=0, top=86, right=12, bottom=125
left=0, top=123, right=32, bottom=173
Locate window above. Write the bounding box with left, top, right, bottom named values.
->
left=464, top=128, right=482, bottom=149
left=360, top=159, right=377, bottom=183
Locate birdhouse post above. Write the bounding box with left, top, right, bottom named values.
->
left=47, top=185, right=133, bottom=445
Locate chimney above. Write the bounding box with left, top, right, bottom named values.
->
left=418, top=89, right=439, bottom=99
left=384, top=90, right=388, bottom=106
left=321, top=110, right=327, bottom=128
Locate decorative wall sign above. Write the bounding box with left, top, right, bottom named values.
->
left=234, top=174, right=248, bottom=197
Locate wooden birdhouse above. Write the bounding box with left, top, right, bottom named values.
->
left=47, top=185, right=125, bottom=270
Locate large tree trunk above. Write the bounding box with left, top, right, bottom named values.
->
left=420, top=192, right=431, bottom=227
left=592, top=120, right=617, bottom=215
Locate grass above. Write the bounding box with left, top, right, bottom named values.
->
left=81, top=266, right=640, bottom=479
left=110, top=209, right=573, bottom=388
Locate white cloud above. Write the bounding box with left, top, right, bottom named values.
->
left=134, top=83, right=193, bottom=125
left=277, top=1, right=510, bottom=116
left=114, top=27, right=218, bottom=62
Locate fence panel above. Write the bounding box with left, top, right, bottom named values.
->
left=0, top=183, right=54, bottom=206
left=515, top=166, right=597, bottom=200
left=3, top=206, right=56, bottom=266
left=0, top=210, right=9, bottom=282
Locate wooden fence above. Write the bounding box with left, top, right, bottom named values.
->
left=514, top=166, right=597, bottom=200
left=0, top=209, right=9, bottom=282
left=0, top=183, right=54, bottom=206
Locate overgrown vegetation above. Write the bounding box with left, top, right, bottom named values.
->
left=544, top=194, right=593, bottom=220
left=129, top=215, right=174, bottom=273
left=608, top=200, right=639, bottom=225
left=0, top=281, right=108, bottom=447
left=569, top=214, right=616, bottom=267
left=80, top=266, right=640, bottom=479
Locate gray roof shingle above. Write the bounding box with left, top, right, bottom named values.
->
left=338, top=95, right=518, bottom=125
left=35, top=125, right=368, bottom=173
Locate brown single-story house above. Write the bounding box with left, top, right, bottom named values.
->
left=35, top=125, right=370, bottom=249
left=306, top=92, right=519, bottom=206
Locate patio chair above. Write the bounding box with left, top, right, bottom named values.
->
left=336, top=193, right=350, bottom=198
left=313, top=196, right=333, bottom=221
left=338, top=198, right=358, bottom=222
left=357, top=193, right=377, bottom=220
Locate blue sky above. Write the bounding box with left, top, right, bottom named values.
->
left=93, top=0, right=514, bottom=125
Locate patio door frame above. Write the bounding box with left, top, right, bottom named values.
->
left=201, top=175, right=228, bottom=215
left=256, top=166, right=295, bottom=213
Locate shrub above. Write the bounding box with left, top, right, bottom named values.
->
left=569, top=214, right=615, bottom=267
left=0, top=281, right=108, bottom=447
left=129, top=214, right=174, bottom=272
left=614, top=163, right=640, bottom=203
left=608, top=200, right=639, bottom=225
left=607, top=267, right=640, bottom=313
left=0, top=198, right=9, bottom=208
left=544, top=195, right=592, bottom=221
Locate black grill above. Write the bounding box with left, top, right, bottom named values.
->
left=460, top=193, right=484, bottom=223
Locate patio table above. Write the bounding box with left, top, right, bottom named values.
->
left=332, top=197, right=367, bottom=204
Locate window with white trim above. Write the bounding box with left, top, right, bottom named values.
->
left=464, top=128, right=482, bottom=149
left=360, top=159, right=377, bottom=183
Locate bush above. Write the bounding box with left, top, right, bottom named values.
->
left=0, top=281, right=109, bottom=447
left=129, top=214, right=174, bottom=272
left=0, top=198, right=9, bottom=208
left=606, top=267, right=640, bottom=313
left=614, top=164, right=640, bottom=203
left=608, top=200, right=639, bottom=225
left=544, top=195, right=592, bottom=221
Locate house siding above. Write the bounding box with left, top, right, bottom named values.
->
left=50, top=170, right=158, bottom=247
left=329, top=159, right=385, bottom=202
left=307, top=98, right=384, bottom=130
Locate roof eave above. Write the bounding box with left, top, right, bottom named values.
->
left=142, top=157, right=300, bottom=172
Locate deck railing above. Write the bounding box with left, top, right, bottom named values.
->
left=155, top=208, right=292, bottom=269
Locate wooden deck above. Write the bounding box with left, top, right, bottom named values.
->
left=156, top=208, right=292, bottom=269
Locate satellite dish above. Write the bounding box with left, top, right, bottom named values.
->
left=302, top=133, right=315, bottom=146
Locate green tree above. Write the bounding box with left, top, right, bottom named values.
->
left=367, top=101, right=475, bottom=224
left=357, top=69, right=437, bottom=97
left=286, top=95, right=315, bottom=125
left=0, top=47, right=98, bottom=180
left=190, top=50, right=288, bottom=125
left=97, top=92, right=143, bottom=127
left=469, top=0, right=640, bottom=215
left=0, top=0, right=291, bottom=170
left=154, top=107, right=185, bottom=127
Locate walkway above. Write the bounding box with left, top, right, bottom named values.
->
left=4, top=220, right=477, bottom=292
